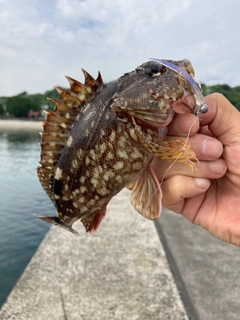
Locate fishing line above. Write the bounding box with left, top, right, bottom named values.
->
left=160, top=115, right=200, bottom=185
left=117, top=214, right=143, bottom=263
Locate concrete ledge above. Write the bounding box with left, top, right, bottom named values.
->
left=0, top=120, right=41, bottom=131
left=0, top=190, right=188, bottom=320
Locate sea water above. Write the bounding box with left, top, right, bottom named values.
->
left=0, top=130, right=51, bottom=307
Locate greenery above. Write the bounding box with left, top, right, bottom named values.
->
left=201, top=84, right=240, bottom=110
left=0, top=83, right=239, bottom=118
left=6, top=93, right=41, bottom=118
left=0, top=88, right=61, bottom=118
left=0, top=103, right=4, bottom=116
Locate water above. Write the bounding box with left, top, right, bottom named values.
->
left=0, top=130, right=52, bottom=307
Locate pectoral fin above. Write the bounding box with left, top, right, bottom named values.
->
left=146, top=139, right=197, bottom=168
left=130, top=165, right=162, bottom=220
left=132, top=117, right=197, bottom=168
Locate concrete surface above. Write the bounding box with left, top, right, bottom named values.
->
left=157, top=210, right=240, bottom=320
left=0, top=120, right=41, bottom=131
left=0, top=190, right=188, bottom=320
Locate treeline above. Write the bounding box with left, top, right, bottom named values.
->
left=0, top=89, right=59, bottom=118
left=0, top=83, right=239, bottom=118
left=201, top=84, right=240, bottom=110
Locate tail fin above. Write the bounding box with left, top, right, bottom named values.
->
left=34, top=215, right=79, bottom=236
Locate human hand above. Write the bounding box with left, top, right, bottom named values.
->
left=155, top=93, right=240, bottom=246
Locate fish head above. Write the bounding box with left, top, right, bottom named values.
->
left=111, top=59, right=202, bottom=131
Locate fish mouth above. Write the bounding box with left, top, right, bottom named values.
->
left=172, top=92, right=196, bottom=115
left=112, top=92, right=196, bottom=131
left=122, top=108, right=175, bottom=129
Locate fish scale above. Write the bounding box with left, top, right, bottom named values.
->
left=36, top=59, right=202, bottom=235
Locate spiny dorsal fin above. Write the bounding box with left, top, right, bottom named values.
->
left=37, top=69, right=104, bottom=200
left=81, top=68, right=103, bottom=91
left=96, top=71, right=103, bottom=85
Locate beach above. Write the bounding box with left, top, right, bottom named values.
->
left=0, top=119, right=42, bottom=131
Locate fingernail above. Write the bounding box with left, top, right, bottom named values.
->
left=202, top=138, right=222, bottom=158
left=195, top=178, right=210, bottom=189
left=209, top=161, right=225, bottom=174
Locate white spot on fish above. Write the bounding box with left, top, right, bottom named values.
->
left=118, top=136, right=127, bottom=148
left=60, top=123, right=67, bottom=128
left=99, top=143, right=107, bottom=154
left=80, top=176, right=86, bottom=183
left=116, top=175, right=123, bottom=183
left=132, top=147, right=144, bottom=159
left=79, top=197, right=85, bottom=203
left=79, top=94, right=86, bottom=101
left=113, top=161, right=124, bottom=170
left=100, top=129, right=106, bottom=137
left=80, top=186, right=87, bottom=193
left=55, top=168, right=63, bottom=180
left=116, top=149, right=128, bottom=159
left=109, top=131, right=116, bottom=142
left=77, top=149, right=83, bottom=158
left=67, top=135, right=73, bottom=147
left=106, top=151, right=114, bottom=160
left=103, top=170, right=114, bottom=181
left=90, top=150, right=97, bottom=161
left=132, top=162, right=142, bottom=171
left=73, top=201, right=79, bottom=208
left=90, top=177, right=99, bottom=188
left=98, top=186, right=110, bottom=196
left=72, top=159, right=78, bottom=169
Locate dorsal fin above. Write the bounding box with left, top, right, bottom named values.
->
left=81, top=68, right=103, bottom=91
left=37, top=69, right=104, bottom=200
left=96, top=71, right=103, bottom=85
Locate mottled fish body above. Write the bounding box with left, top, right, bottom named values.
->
left=36, top=59, right=202, bottom=235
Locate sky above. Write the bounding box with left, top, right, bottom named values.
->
left=0, top=0, right=240, bottom=96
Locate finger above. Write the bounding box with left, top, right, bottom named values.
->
left=198, top=125, right=213, bottom=137
left=168, top=113, right=200, bottom=136
left=166, top=133, right=223, bottom=160
left=161, top=175, right=210, bottom=214
left=154, top=158, right=227, bottom=181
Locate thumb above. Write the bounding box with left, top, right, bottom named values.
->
left=202, top=93, right=240, bottom=145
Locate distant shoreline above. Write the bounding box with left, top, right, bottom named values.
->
left=0, top=119, right=42, bottom=131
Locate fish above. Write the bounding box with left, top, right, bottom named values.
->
left=36, top=59, right=204, bottom=235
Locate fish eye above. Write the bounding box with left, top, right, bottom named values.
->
left=149, top=63, right=162, bottom=76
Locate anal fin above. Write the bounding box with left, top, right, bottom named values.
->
left=81, top=206, right=107, bottom=234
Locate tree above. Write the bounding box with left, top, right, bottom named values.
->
left=202, top=84, right=240, bottom=112
left=6, top=96, right=41, bottom=118
left=0, top=103, right=4, bottom=116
